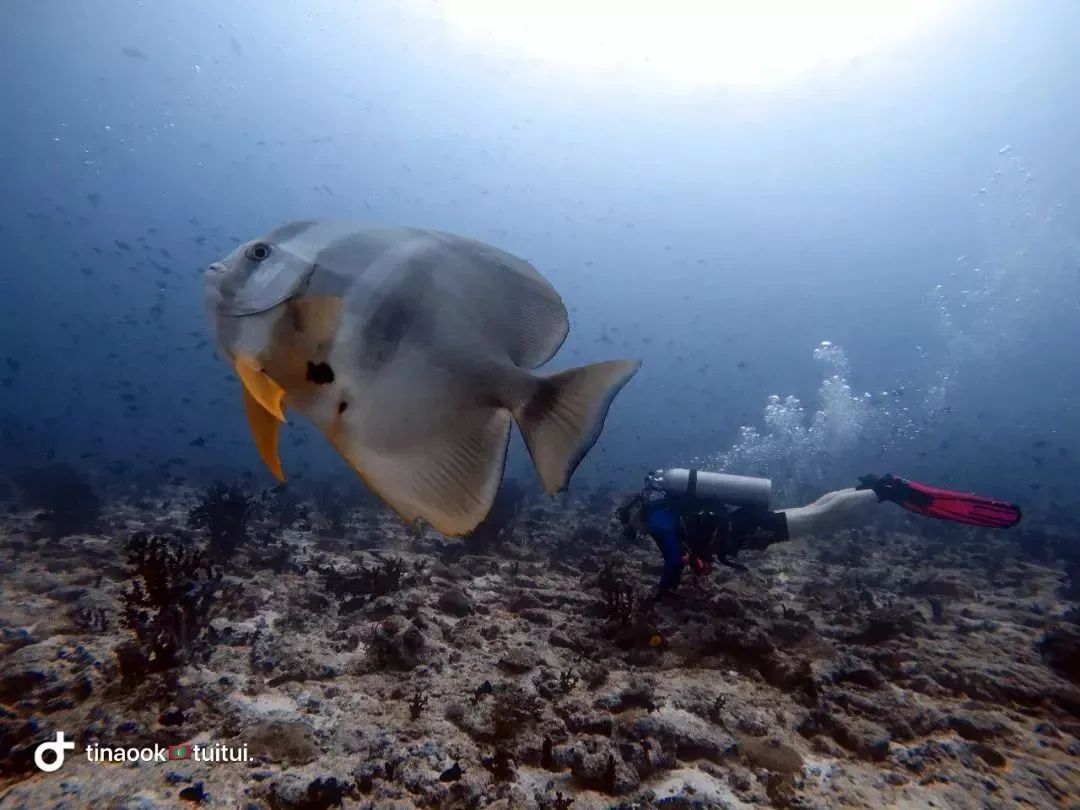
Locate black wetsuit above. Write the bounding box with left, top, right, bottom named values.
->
left=642, top=497, right=789, bottom=593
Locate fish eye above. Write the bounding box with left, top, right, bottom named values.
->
left=245, top=243, right=272, bottom=262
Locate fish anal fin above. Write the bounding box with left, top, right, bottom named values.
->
left=242, top=386, right=285, bottom=481
left=330, top=407, right=512, bottom=537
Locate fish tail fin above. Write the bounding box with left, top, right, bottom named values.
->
left=512, top=359, right=640, bottom=494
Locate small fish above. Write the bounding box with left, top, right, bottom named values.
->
left=121, top=46, right=147, bottom=60
left=204, top=221, right=640, bottom=536
left=438, top=762, right=464, bottom=782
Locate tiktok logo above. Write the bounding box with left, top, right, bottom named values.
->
left=34, top=732, right=75, bottom=772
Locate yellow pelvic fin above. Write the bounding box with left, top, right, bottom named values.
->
left=235, top=354, right=286, bottom=422
left=241, top=386, right=285, bottom=482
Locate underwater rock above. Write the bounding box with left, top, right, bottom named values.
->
left=971, top=742, right=1008, bottom=768
left=621, top=709, right=737, bottom=764
left=595, top=681, right=660, bottom=713
left=908, top=576, right=976, bottom=600
left=825, top=655, right=886, bottom=690
left=548, top=627, right=585, bottom=651
left=436, top=586, right=474, bottom=617
left=829, top=716, right=892, bottom=761
left=177, top=782, right=206, bottom=803
left=263, top=773, right=353, bottom=810
left=369, top=615, right=430, bottom=670
left=568, top=739, right=639, bottom=794
left=499, top=646, right=542, bottom=673
left=110, top=795, right=176, bottom=810
left=854, top=606, right=920, bottom=645
left=1040, top=623, right=1080, bottom=683
left=737, top=735, right=804, bottom=776
left=553, top=698, right=615, bottom=736
left=618, top=733, right=676, bottom=779
left=946, top=710, right=1010, bottom=742
left=247, top=720, right=321, bottom=765
left=519, top=608, right=552, bottom=625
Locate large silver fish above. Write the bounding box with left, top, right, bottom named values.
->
left=204, top=220, right=640, bottom=536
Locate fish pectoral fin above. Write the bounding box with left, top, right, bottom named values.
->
left=242, top=386, right=285, bottom=482
left=332, top=407, right=512, bottom=537
left=235, top=353, right=286, bottom=422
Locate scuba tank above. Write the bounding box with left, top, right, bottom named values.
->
left=648, top=468, right=772, bottom=508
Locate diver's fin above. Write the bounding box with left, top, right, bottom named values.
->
left=512, top=359, right=640, bottom=495
left=330, top=408, right=512, bottom=537
left=241, top=386, right=284, bottom=481
left=896, top=477, right=1022, bottom=528
left=235, top=354, right=286, bottom=421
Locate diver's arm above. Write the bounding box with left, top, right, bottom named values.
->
left=779, top=487, right=879, bottom=541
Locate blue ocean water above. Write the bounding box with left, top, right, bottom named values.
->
left=2, top=0, right=1078, bottom=517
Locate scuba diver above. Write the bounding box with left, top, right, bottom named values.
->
left=616, top=469, right=1022, bottom=597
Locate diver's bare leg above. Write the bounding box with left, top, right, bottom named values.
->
left=781, top=488, right=878, bottom=540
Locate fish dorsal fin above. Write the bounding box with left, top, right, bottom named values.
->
left=241, top=386, right=285, bottom=482
left=235, top=354, right=286, bottom=421
left=426, top=232, right=569, bottom=369
left=223, top=261, right=315, bottom=316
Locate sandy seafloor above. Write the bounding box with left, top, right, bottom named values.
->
left=1, top=486, right=1079, bottom=809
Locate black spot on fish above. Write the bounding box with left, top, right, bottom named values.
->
left=306, top=361, right=335, bottom=385
left=338, top=401, right=348, bottom=413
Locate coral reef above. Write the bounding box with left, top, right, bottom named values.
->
left=260, top=484, right=309, bottom=530
left=1, top=487, right=1079, bottom=808
left=118, top=532, right=226, bottom=684
left=187, top=482, right=254, bottom=561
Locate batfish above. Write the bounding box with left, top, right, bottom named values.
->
left=204, top=220, right=640, bottom=535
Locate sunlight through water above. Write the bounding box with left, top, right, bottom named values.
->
left=417, top=0, right=966, bottom=86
